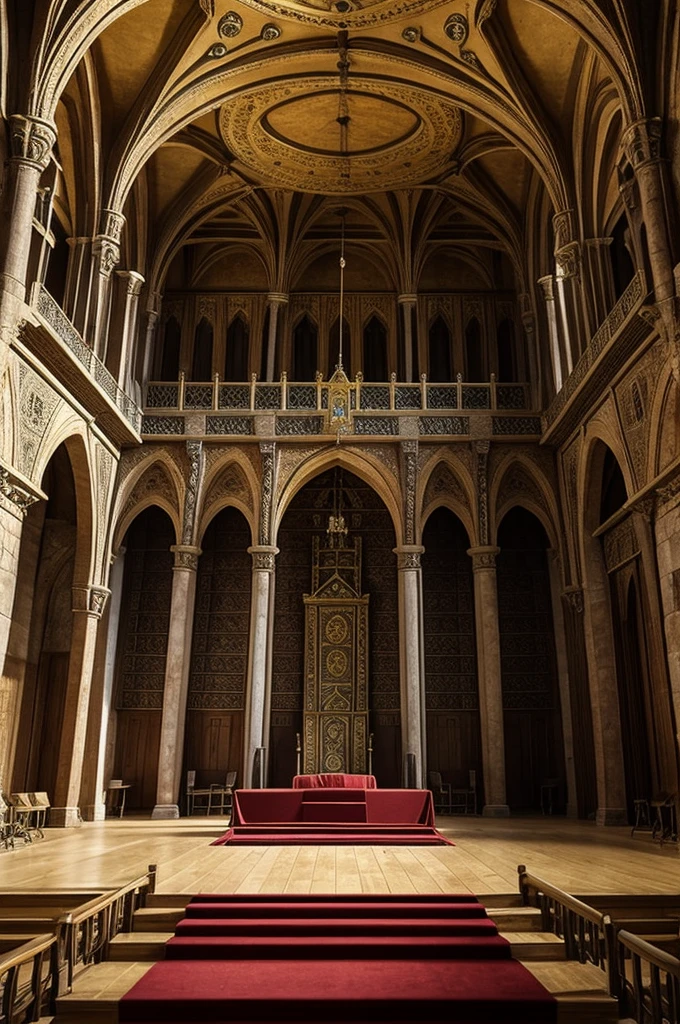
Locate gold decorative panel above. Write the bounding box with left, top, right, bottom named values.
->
left=303, top=536, right=369, bottom=773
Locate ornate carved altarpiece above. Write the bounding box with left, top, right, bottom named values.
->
left=303, top=534, right=369, bottom=774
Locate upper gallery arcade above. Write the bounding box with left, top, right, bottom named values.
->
left=0, top=0, right=678, bottom=828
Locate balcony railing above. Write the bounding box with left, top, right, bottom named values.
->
left=30, top=284, right=142, bottom=436
left=143, top=374, right=541, bottom=439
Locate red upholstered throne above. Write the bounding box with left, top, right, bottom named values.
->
left=292, top=773, right=377, bottom=789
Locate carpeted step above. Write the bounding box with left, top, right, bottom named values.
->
left=217, top=832, right=449, bottom=845
left=119, top=957, right=557, bottom=1022
left=165, top=933, right=513, bottom=960
left=183, top=900, right=487, bottom=920
left=174, top=916, right=501, bottom=938
left=189, top=892, right=478, bottom=904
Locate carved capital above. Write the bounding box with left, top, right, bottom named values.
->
left=537, top=275, right=556, bottom=302
left=562, top=585, right=584, bottom=615
left=9, top=114, right=56, bottom=171
left=622, top=117, right=663, bottom=170
left=93, top=236, right=120, bottom=279
left=467, top=545, right=499, bottom=571
left=266, top=292, right=289, bottom=307
left=171, top=544, right=202, bottom=571
left=72, top=585, right=111, bottom=618
left=552, top=209, right=575, bottom=251
left=248, top=545, right=279, bottom=571
left=394, top=545, right=424, bottom=571
left=555, top=242, right=581, bottom=280
left=117, top=269, right=145, bottom=298
left=0, top=468, right=41, bottom=518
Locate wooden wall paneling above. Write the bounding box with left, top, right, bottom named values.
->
left=114, top=710, right=162, bottom=809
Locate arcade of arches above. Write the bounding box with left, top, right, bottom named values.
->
left=0, top=1, right=679, bottom=830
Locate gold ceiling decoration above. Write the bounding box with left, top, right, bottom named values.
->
left=232, top=0, right=450, bottom=28
left=219, top=77, right=462, bottom=194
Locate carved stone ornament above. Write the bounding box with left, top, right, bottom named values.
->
left=9, top=115, right=56, bottom=171
left=250, top=547, right=277, bottom=571
left=172, top=545, right=202, bottom=571
left=219, top=10, right=243, bottom=35
left=93, top=237, right=120, bottom=279
left=182, top=440, right=204, bottom=545
left=562, top=586, right=584, bottom=615
left=444, top=13, right=468, bottom=44
left=259, top=441, right=276, bottom=545
left=476, top=0, right=497, bottom=26
left=396, top=550, right=421, bottom=570
left=72, top=585, right=111, bottom=618
left=228, top=0, right=449, bottom=28
left=552, top=210, right=575, bottom=251
left=622, top=118, right=663, bottom=170
left=555, top=242, right=581, bottom=280
left=467, top=546, right=499, bottom=571
left=0, top=468, right=40, bottom=518
left=401, top=439, right=418, bottom=546
left=474, top=440, right=490, bottom=546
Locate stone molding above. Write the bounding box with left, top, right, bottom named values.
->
left=393, top=544, right=424, bottom=570
left=0, top=468, right=41, bottom=519
left=9, top=114, right=57, bottom=170
left=248, top=544, right=279, bottom=571
left=467, top=545, right=500, bottom=571
left=171, top=544, right=202, bottom=571
left=72, top=585, right=111, bottom=618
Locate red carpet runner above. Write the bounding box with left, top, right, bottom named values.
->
left=120, top=893, right=557, bottom=1022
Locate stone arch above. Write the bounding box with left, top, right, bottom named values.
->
left=578, top=421, right=634, bottom=538
left=418, top=455, right=476, bottom=547
left=275, top=448, right=403, bottom=547
left=112, top=452, right=183, bottom=552
left=489, top=452, right=561, bottom=553
left=198, top=459, right=257, bottom=545
left=647, top=362, right=679, bottom=478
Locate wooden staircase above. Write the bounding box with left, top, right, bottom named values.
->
left=54, top=891, right=621, bottom=1024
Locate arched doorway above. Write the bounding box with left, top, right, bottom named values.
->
left=184, top=507, right=252, bottom=787
left=10, top=444, right=78, bottom=797
left=422, top=508, right=482, bottom=799
left=497, top=507, right=565, bottom=811
left=111, top=506, right=175, bottom=810
left=269, top=468, right=399, bottom=786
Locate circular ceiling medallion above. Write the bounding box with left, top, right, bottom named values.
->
left=235, top=0, right=450, bottom=28
left=220, top=78, right=462, bottom=194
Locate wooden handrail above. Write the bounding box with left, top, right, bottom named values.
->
left=517, top=865, right=605, bottom=925
left=0, top=932, right=58, bottom=1023
left=0, top=932, right=55, bottom=972
left=65, top=865, right=156, bottom=925
left=618, top=929, right=680, bottom=975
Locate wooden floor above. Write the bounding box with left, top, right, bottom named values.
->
left=2, top=814, right=679, bottom=896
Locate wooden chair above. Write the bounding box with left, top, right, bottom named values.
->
left=186, top=770, right=212, bottom=816
left=449, top=770, right=478, bottom=815
left=428, top=771, right=451, bottom=814
left=29, top=791, right=50, bottom=834
left=8, top=793, right=39, bottom=840
left=207, top=771, right=237, bottom=816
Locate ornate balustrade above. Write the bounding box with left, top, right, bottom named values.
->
left=615, top=929, right=680, bottom=1024
left=143, top=374, right=540, bottom=439
left=23, top=284, right=142, bottom=442
left=0, top=933, right=60, bottom=1023
left=544, top=271, right=650, bottom=442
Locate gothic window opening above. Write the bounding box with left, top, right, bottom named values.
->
left=465, top=317, right=483, bottom=381
left=160, top=316, right=181, bottom=380
left=611, top=214, right=636, bottom=300
left=293, top=314, right=319, bottom=381
left=225, top=313, right=249, bottom=381
left=192, top=317, right=213, bottom=381
left=428, top=316, right=452, bottom=383
left=496, top=318, right=518, bottom=382
left=362, top=315, right=388, bottom=381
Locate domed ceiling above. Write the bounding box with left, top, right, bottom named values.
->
left=219, top=76, right=462, bottom=193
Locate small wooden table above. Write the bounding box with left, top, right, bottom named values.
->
left=106, top=783, right=132, bottom=818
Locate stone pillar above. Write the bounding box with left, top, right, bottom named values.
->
left=141, top=310, right=160, bottom=390
left=398, top=294, right=417, bottom=381
left=51, top=585, right=110, bottom=827
left=0, top=116, right=56, bottom=309
left=64, top=237, right=93, bottom=335
left=467, top=546, right=509, bottom=816
left=553, top=210, right=590, bottom=363
left=151, top=544, right=201, bottom=819
left=244, top=546, right=278, bottom=786
left=113, top=270, right=145, bottom=390
left=583, top=238, right=615, bottom=327
left=546, top=550, right=578, bottom=817
left=622, top=118, right=675, bottom=303
left=581, top=559, right=628, bottom=825
left=394, top=546, right=426, bottom=788
left=654, top=478, right=680, bottom=772
left=537, top=275, right=565, bottom=392
left=80, top=549, right=126, bottom=821
left=265, top=293, right=288, bottom=382
left=89, top=210, right=126, bottom=358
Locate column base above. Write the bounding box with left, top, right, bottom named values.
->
left=482, top=804, right=510, bottom=817
left=151, top=803, right=180, bottom=819
left=49, top=807, right=83, bottom=828
left=596, top=807, right=628, bottom=826
left=81, top=802, right=107, bottom=822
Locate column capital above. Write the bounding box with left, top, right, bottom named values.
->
left=467, top=545, right=500, bottom=571
left=248, top=545, right=279, bottom=571
left=116, top=269, right=145, bottom=296
left=561, top=584, right=584, bottom=614
left=397, top=293, right=418, bottom=306
left=266, top=292, right=289, bottom=306
left=393, top=544, right=424, bottom=570
left=555, top=241, right=582, bottom=280
left=72, top=584, right=111, bottom=618
left=537, top=274, right=556, bottom=301
left=0, top=466, right=42, bottom=519
left=621, top=117, right=663, bottom=170
left=9, top=114, right=57, bottom=171
left=584, top=237, right=614, bottom=249
left=171, top=544, right=202, bottom=571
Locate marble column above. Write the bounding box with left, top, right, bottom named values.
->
left=244, top=546, right=278, bottom=786
left=398, top=294, right=417, bottom=382
left=265, top=293, right=288, bottom=382
left=51, top=584, right=110, bottom=827
left=141, top=310, right=160, bottom=390
left=394, top=546, right=426, bottom=788
left=113, top=270, right=145, bottom=390
left=80, top=549, right=126, bottom=821
left=467, top=546, right=509, bottom=816
left=537, top=275, right=565, bottom=392
left=151, top=544, right=201, bottom=819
